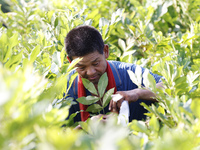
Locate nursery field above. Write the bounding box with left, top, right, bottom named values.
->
left=0, top=0, right=200, bottom=149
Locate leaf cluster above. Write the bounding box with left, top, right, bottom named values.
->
left=77, top=73, right=114, bottom=114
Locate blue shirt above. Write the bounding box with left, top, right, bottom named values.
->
left=66, top=61, right=162, bottom=122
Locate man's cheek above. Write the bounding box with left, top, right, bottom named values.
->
left=79, top=72, right=86, bottom=78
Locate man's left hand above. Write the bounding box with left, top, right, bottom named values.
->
left=109, top=89, right=140, bottom=113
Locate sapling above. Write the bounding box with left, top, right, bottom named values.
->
left=77, top=72, right=115, bottom=115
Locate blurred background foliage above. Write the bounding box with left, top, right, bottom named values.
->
left=0, top=0, right=200, bottom=149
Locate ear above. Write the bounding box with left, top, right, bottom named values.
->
left=67, top=56, right=71, bottom=63
left=103, top=44, right=109, bottom=59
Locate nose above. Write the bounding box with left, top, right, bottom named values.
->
left=86, top=66, right=96, bottom=76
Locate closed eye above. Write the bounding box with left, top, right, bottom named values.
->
left=93, top=62, right=99, bottom=66
left=79, top=67, right=85, bottom=70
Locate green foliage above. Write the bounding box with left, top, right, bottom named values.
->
left=81, top=78, right=98, bottom=96
left=77, top=72, right=115, bottom=114
left=0, top=0, right=200, bottom=149
left=77, top=96, right=100, bottom=105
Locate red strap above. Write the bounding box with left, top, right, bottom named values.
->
left=78, top=76, right=90, bottom=121
left=78, top=61, right=117, bottom=121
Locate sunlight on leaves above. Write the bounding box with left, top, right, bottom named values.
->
left=82, top=78, right=98, bottom=96
left=77, top=96, right=99, bottom=105
left=98, top=72, right=108, bottom=98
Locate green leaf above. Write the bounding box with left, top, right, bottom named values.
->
left=129, top=120, right=150, bottom=135
left=157, top=106, right=165, bottom=115
left=123, top=50, right=136, bottom=57
left=140, top=102, right=152, bottom=113
left=86, top=104, right=103, bottom=113
left=111, top=12, right=116, bottom=25
left=51, top=62, right=59, bottom=74
left=67, top=57, right=82, bottom=72
left=118, top=39, right=126, bottom=51
left=128, top=25, right=135, bottom=35
left=101, top=25, right=109, bottom=40
left=110, top=8, right=123, bottom=25
left=99, top=17, right=109, bottom=29
left=167, top=63, right=174, bottom=79
left=53, top=74, right=68, bottom=99
left=54, top=16, right=59, bottom=27
left=4, top=49, right=24, bottom=68
left=187, top=71, right=200, bottom=86
left=172, top=66, right=183, bottom=81
left=151, top=104, right=174, bottom=128
left=42, top=53, right=51, bottom=68
left=149, top=115, right=160, bottom=132
left=77, top=96, right=99, bottom=105
left=191, top=99, right=200, bottom=118
left=143, top=69, right=156, bottom=91
left=127, top=70, right=137, bottom=84
left=141, top=103, right=173, bottom=128
left=3, top=33, right=19, bottom=63
left=0, top=33, right=7, bottom=49
left=2, top=47, right=9, bottom=63
left=79, top=121, right=89, bottom=133
left=128, top=70, right=141, bottom=88
left=82, top=78, right=98, bottom=95
left=52, top=51, right=62, bottom=67
left=103, top=88, right=115, bottom=107
left=135, top=66, right=142, bottom=88
left=22, top=58, right=29, bottom=67
left=98, top=73, right=108, bottom=98
left=66, top=72, right=78, bottom=94
left=175, top=76, right=186, bottom=85
left=30, top=45, right=40, bottom=63
left=60, top=48, right=65, bottom=66
left=9, top=32, right=19, bottom=50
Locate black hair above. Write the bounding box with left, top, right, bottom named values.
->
left=65, top=25, right=104, bottom=61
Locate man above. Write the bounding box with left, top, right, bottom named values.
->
left=65, top=25, right=162, bottom=123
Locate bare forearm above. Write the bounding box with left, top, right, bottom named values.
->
left=109, top=82, right=163, bottom=112
left=135, top=82, right=163, bottom=101
left=134, top=88, right=157, bottom=101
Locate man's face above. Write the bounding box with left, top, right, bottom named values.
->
left=72, top=45, right=109, bottom=86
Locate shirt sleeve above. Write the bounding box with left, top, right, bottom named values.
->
left=117, top=62, right=162, bottom=89
left=128, top=64, right=162, bottom=87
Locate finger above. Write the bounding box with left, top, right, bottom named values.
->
left=112, top=101, right=118, bottom=113
left=109, top=100, right=117, bottom=112
left=117, top=99, right=123, bottom=109
left=109, top=100, right=112, bottom=111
